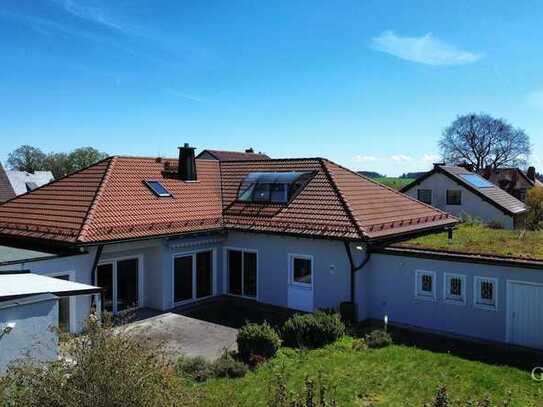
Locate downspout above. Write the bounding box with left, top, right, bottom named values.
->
left=90, top=245, right=104, bottom=311
left=343, top=241, right=371, bottom=304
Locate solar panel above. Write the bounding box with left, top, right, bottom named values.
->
left=238, top=171, right=313, bottom=203
left=459, top=174, right=494, bottom=188
left=144, top=180, right=172, bottom=197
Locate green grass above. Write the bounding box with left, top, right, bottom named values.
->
left=396, top=223, right=543, bottom=260
left=374, top=177, right=414, bottom=190
left=197, top=338, right=542, bottom=406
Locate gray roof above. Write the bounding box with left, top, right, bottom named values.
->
left=4, top=169, right=54, bottom=197
left=0, top=245, right=58, bottom=266
left=438, top=166, right=528, bottom=215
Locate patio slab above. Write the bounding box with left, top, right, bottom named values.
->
left=122, top=312, right=238, bottom=361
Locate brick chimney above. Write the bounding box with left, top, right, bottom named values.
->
left=527, top=166, right=536, bottom=182
left=178, top=143, right=197, bottom=181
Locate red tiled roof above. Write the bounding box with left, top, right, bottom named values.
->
left=0, top=156, right=457, bottom=245
left=196, top=149, right=270, bottom=161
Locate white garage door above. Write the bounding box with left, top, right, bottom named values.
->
left=507, top=281, right=543, bottom=350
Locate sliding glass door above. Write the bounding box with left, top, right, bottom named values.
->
left=96, top=257, right=140, bottom=314
left=173, top=250, right=214, bottom=304
left=227, top=249, right=257, bottom=298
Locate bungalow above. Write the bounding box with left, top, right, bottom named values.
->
left=0, top=163, right=54, bottom=203
left=400, top=164, right=528, bottom=229
left=1, top=147, right=542, bottom=351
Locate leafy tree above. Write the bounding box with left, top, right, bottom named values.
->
left=7, top=145, right=46, bottom=173
left=43, top=152, right=71, bottom=179
left=67, top=147, right=108, bottom=172
left=439, top=113, right=530, bottom=171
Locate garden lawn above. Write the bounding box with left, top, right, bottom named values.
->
left=374, top=177, right=413, bottom=190
left=196, top=337, right=542, bottom=406
left=396, top=223, right=543, bottom=260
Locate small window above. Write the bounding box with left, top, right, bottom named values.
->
left=238, top=171, right=313, bottom=204
left=290, top=255, right=312, bottom=286
left=144, top=180, right=171, bottom=197
left=444, top=273, right=466, bottom=304
left=415, top=270, right=436, bottom=300
left=474, top=277, right=497, bottom=310
left=417, top=189, right=432, bottom=205
left=446, top=190, right=462, bottom=205
left=25, top=182, right=39, bottom=192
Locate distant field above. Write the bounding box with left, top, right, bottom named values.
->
left=373, top=177, right=414, bottom=190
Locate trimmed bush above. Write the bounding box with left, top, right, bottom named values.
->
left=365, top=329, right=392, bottom=349
left=176, top=355, right=214, bottom=382
left=352, top=338, right=368, bottom=351
left=213, top=354, right=248, bottom=378
left=237, top=322, right=281, bottom=363
left=281, top=311, right=345, bottom=349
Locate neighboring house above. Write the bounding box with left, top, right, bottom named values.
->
left=0, top=163, right=54, bottom=203
left=400, top=164, right=528, bottom=229
left=479, top=166, right=543, bottom=202
left=196, top=148, right=270, bottom=161
left=0, top=145, right=456, bottom=333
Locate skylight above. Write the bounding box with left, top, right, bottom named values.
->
left=144, top=180, right=172, bottom=197
left=459, top=174, right=494, bottom=188
left=238, top=171, right=313, bottom=203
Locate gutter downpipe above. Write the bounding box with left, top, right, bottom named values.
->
left=90, top=245, right=104, bottom=313
left=343, top=241, right=371, bottom=321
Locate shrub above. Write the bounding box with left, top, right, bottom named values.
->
left=352, top=338, right=368, bottom=351
left=0, top=314, right=193, bottom=407
left=237, top=322, right=281, bottom=363
left=176, top=355, right=215, bottom=382
left=365, top=329, right=392, bottom=349
left=486, top=220, right=504, bottom=229
left=213, top=354, right=248, bottom=379
left=526, top=186, right=543, bottom=230
left=268, top=373, right=336, bottom=407
left=281, top=311, right=345, bottom=349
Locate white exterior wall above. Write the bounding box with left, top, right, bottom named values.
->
left=405, top=173, right=514, bottom=228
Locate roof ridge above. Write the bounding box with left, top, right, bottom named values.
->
left=324, top=158, right=454, bottom=221
left=319, top=159, right=366, bottom=240
left=77, top=157, right=116, bottom=242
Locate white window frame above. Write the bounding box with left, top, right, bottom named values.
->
left=414, top=270, right=436, bottom=301
left=47, top=270, right=77, bottom=333
left=171, top=248, right=216, bottom=306
left=96, top=254, right=144, bottom=315
left=474, top=276, right=498, bottom=310
left=443, top=273, right=466, bottom=305
left=288, top=254, right=314, bottom=289
left=223, top=247, right=259, bottom=300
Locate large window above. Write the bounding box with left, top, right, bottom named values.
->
left=444, top=273, right=466, bottom=305
left=173, top=250, right=213, bottom=304
left=417, top=189, right=432, bottom=205
left=415, top=270, right=436, bottom=300
left=96, top=257, right=140, bottom=314
left=237, top=171, right=314, bottom=204
left=290, top=255, right=313, bottom=287
left=446, top=190, right=462, bottom=205
left=474, top=277, right=498, bottom=310
left=227, top=249, right=257, bottom=298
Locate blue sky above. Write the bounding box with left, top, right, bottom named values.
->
left=1, top=0, right=542, bottom=176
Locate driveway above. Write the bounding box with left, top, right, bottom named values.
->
left=122, top=312, right=238, bottom=361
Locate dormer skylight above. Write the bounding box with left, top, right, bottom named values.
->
left=459, top=174, right=494, bottom=188
left=237, top=171, right=313, bottom=204
left=144, top=180, right=172, bottom=197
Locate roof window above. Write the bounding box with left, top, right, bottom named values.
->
left=144, top=180, right=172, bottom=197
left=459, top=174, right=494, bottom=188
left=237, top=171, right=313, bottom=204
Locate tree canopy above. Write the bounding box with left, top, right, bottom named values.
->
left=6, top=146, right=108, bottom=178
left=439, top=113, right=531, bottom=171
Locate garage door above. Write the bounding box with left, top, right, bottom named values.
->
left=507, top=281, right=543, bottom=350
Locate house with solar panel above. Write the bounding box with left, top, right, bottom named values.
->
left=400, top=163, right=528, bottom=229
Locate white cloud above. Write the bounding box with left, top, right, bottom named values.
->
left=53, top=0, right=124, bottom=32
left=527, top=90, right=543, bottom=111
left=371, top=31, right=482, bottom=66
left=390, top=154, right=412, bottom=162
left=422, top=153, right=441, bottom=162
left=353, top=155, right=377, bottom=163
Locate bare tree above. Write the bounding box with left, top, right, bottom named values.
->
left=439, top=113, right=530, bottom=171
